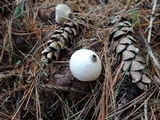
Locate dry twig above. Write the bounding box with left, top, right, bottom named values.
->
left=139, top=30, right=160, bottom=70
left=147, top=0, right=157, bottom=43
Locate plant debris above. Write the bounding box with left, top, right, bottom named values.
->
left=0, top=0, right=160, bottom=120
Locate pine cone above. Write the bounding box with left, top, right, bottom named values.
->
left=41, top=17, right=87, bottom=63
left=108, top=17, right=151, bottom=90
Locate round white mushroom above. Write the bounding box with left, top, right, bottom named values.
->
left=69, top=49, right=102, bottom=81
left=55, top=4, right=72, bottom=24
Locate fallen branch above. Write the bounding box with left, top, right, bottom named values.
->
left=147, top=0, right=157, bottom=43
left=139, top=30, right=160, bottom=70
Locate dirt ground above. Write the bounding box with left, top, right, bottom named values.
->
left=0, top=0, right=160, bottom=120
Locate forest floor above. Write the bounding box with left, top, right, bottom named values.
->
left=0, top=0, right=160, bottom=120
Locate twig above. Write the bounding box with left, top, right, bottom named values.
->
left=139, top=30, right=160, bottom=70
left=112, top=61, right=125, bottom=87
left=0, top=112, right=20, bottom=120
left=11, top=79, right=35, bottom=120
left=0, top=85, right=28, bottom=100
left=0, top=31, right=8, bottom=63
left=35, top=79, right=41, bottom=120
left=144, top=99, right=148, bottom=120
left=147, top=44, right=160, bottom=70
left=147, top=0, right=157, bottom=43
left=126, top=87, right=155, bottom=119
left=8, top=20, right=14, bottom=64
left=106, top=92, right=148, bottom=119
left=39, top=84, right=89, bottom=94
left=0, top=65, right=14, bottom=72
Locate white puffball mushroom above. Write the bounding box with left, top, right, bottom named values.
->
left=55, top=4, right=72, bottom=24
left=69, top=49, right=102, bottom=82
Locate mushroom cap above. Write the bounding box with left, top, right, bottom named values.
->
left=69, top=49, right=102, bottom=81
left=55, top=4, right=72, bottom=24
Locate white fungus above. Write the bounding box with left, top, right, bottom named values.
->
left=55, top=4, right=72, bottom=24
left=69, top=49, right=102, bottom=81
